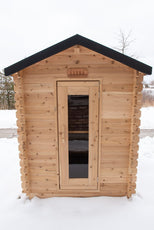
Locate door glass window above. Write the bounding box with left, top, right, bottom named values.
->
left=68, top=95, right=89, bottom=178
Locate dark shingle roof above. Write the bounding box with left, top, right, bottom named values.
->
left=4, top=34, right=152, bottom=76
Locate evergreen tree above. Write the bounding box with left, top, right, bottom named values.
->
left=0, top=72, right=15, bottom=109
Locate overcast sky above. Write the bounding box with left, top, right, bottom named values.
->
left=0, top=0, right=153, bottom=82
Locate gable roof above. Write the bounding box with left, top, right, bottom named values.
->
left=4, top=34, right=152, bottom=76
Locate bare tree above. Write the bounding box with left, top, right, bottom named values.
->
left=115, top=30, right=135, bottom=57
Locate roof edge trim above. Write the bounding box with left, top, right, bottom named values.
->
left=4, top=34, right=152, bottom=76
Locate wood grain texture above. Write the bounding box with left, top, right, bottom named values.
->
left=13, top=72, right=31, bottom=196
left=127, top=71, right=143, bottom=198
left=13, top=45, right=144, bottom=198
left=57, top=81, right=99, bottom=189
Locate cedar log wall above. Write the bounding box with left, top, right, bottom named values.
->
left=13, top=45, right=144, bottom=198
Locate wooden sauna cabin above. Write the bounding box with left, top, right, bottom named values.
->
left=4, top=34, right=152, bottom=198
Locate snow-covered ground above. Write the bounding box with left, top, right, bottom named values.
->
left=140, top=107, right=154, bottom=129
left=0, top=137, right=154, bottom=230
left=0, top=108, right=154, bottom=230
left=0, top=107, right=154, bottom=129
left=0, top=110, right=17, bottom=128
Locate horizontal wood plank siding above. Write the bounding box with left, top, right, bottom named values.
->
left=14, top=45, right=142, bottom=198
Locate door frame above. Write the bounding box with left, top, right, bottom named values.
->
left=56, top=80, right=101, bottom=191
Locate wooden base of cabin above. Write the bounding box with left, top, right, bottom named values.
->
left=5, top=35, right=151, bottom=199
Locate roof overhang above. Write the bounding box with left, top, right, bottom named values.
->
left=4, top=34, right=152, bottom=76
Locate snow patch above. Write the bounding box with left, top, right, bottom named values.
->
left=140, top=107, right=154, bottom=129
left=0, top=137, right=154, bottom=230
left=0, top=110, right=17, bottom=128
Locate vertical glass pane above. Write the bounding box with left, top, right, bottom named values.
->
left=68, top=95, right=89, bottom=178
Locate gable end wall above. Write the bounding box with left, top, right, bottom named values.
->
left=13, top=45, right=143, bottom=198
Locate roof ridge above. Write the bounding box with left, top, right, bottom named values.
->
left=4, top=34, right=152, bottom=76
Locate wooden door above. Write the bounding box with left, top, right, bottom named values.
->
left=57, top=81, right=99, bottom=190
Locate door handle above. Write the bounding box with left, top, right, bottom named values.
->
left=62, top=125, right=65, bottom=143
